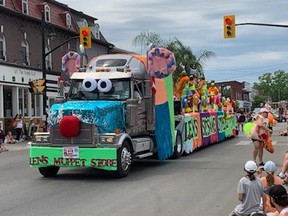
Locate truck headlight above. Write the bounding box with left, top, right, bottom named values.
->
left=99, top=135, right=116, bottom=144
left=33, top=132, right=50, bottom=144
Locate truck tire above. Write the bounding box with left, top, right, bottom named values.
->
left=172, top=130, right=183, bottom=159
left=115, top=140, right=132, bottom=178
left=38, top=166, right=60, bottom=177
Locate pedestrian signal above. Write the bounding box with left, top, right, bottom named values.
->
left=80, top=27, right=92, bottom=49
left=224, top=15, right=236, bottom=39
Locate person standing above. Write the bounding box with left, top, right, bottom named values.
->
left=14, top=114, right=23, bottom=142
left=238, top=110, right=246, bottom=131
left=229, top=160, right=266, bottom=216
left=250, top=108, right=272, bottom=166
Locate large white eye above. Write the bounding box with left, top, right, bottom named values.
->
left=98, top=79, right=112, bottom=92
left=82, top=78, right=97, bottom=91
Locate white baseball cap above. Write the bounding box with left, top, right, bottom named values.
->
left=244, top=160, right=257, bottom=173
left=264, top=160, right=277, bottom=174
left=260, top=108, right=269, bottom=113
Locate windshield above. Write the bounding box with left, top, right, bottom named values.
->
left=96, top=59, right=127, bottom=67
left=67, top=79, right=131, bottom=101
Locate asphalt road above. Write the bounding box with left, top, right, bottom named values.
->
left=0, top=123, right=287, bottom=216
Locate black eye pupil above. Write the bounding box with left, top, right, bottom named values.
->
left=85, top=82, right=91, bottom=88
left=100, top=82, right=107, bottom=88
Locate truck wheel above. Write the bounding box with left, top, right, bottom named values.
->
left=115, top=141, right=132, bottom=178
left=172, top=131, right=183, bottom=159
left=38, top=166, right=60, bottom=177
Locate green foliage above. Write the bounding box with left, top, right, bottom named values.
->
left=252, top=95, right=266, bottom=108
left=253, top=70, right=288, bottom=102
left=132, top=31, right=215, bottom=83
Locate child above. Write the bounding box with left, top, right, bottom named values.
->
left=5, top=131, right=16, bottom=144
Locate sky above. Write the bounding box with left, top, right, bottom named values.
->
left=58, top=0, right=288, bottom=84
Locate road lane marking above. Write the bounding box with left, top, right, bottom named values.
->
left=235, top=141, right=279, bottom=145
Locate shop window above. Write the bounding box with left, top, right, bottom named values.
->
left=22, top=0, right=28, bottom=15
left=0, top=34, right=6, bottom=61
left=21, top=40, right=30, bottom=65
left=44, top=4, right=50, bottom=22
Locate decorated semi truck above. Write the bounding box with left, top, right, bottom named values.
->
left=29, top=48, right=237, bottom=178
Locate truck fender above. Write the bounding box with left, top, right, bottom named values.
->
left=116, top=133, right=134, bottom=151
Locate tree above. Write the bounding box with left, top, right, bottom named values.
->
left=132, top=31, right=215, bottom=82
left=132, top=30, right=164, bottom=51
left=165, top=37, right=215, bottom=82
left=253, top=70, right=288, bottom=102
left=252, top=95, right=266, bottom=109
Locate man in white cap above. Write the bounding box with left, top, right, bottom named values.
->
left=250, top=107, right=272, bottom=166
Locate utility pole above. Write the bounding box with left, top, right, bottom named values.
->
left=41, top=11, right=47, bottom=120
left=41, top=10, right=79, bottom=120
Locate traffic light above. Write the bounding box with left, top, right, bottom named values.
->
left=37, top=79, right=46, bottom=93
left=28, top=80, right=38, bottom=94
left=28, top=79, right=46, bottom=94
left=80, top=27, right=92, bottom=49
left=224, top=15, right=236, bottom=39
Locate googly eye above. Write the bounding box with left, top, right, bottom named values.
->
left=82, top=78, right=97, bottom=92
left=98, top=79, right=112, bottom=93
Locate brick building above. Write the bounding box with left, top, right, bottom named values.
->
left=0, top=0, right=121, bottom=131
left=215, top=80, right=252, bottom=112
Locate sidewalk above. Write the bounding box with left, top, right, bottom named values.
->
left=3, top=140, right=30, bottom=152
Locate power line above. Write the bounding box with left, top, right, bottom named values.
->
left=205, top=62, right=288, bottom=72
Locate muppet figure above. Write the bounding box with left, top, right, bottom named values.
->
left=184, top=75, right=200, bottom=112
left=207, top=80, right=220, bottom=111
left=197, top=75, right=209, bottom=112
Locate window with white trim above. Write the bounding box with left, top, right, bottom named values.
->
left=77, top=19, right=88, bottom=28
left=66, top=13, right=71, bottom=29
left=44, top=4, right=50, bottom=22
left=45, top=46, right=52, bottom=70
left=0, top=0, right=5, bottom=6
left=0, top=34, right=6, bottom=61
left=21, top=40, right=30, bottom=65
left=22, top=0, right=28, bottom=14
left=91, top=23, right=100, bottom=40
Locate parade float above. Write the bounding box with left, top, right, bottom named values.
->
left=29, top=48, right=237, bottom=178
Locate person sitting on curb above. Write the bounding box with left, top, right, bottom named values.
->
left=266, top=185, right=288, bottom=216
left=0, top=127, right=8, bottom=152
left=4, top=131, right=16, bottom=144
left=229, top=160, right=266, bottom=216
left=261, top=161, right=283, bottom=216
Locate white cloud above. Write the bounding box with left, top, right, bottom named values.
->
left=58, top=0, right=288, bottom=84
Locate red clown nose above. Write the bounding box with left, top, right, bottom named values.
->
left=59, top=116, right=80, bottom=138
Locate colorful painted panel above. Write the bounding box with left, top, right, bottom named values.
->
left=208, top=111, right=218, bottom=144
left=154, top=77, right=174, bottom=160
left=180, top=112, right=202, bottom=154
left=217, top=111, right=226, bottom=141
left=200, top=112, right=211, bottom=147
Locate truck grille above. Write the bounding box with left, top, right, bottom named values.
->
left=50, top=122, right=96, bottom=147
